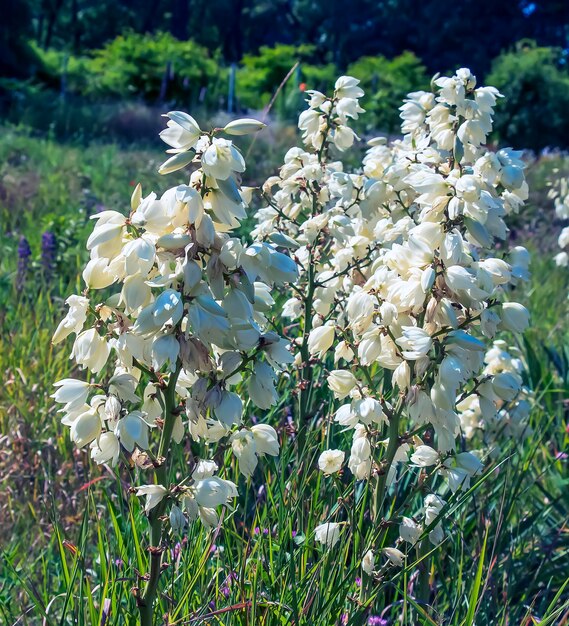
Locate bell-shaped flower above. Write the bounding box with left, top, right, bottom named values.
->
left=52, top=378, right=91, bottom=412
left=160, top=111, right=202, bottom=153
left=115, top=411, right=149, bottom=452
left=383, top=547, right=405, bottom=567
left=136, top=484, right=168, bottom=513
left=82, top=258, right=119, bottom=290
left=231, top=429, right=258, bottom=477
left=152, top=334, right=180, bottom=372
left=134, top=290, right=183, bottom=336
left=123, top=236, right=155, bottom=278
left=263, top=336, right=294, bottom=367
left=201, top=138, right=245, bottom=181
left=361, top=549, right=375, bottom=575
left=188, top=301, right=230, bottom=347
left=192, top=459, right=218, bottom=480
left=314, top=522, right=341, bottom=548
left=214, top=390, right=243, bottom=427
left=308, top=324, right=335, bottom=358
left=248, top=361, right=278, bottom=409
left=70, top=410, right=101, bottom=447
left=500, top=302, right=529, bottom=333
left=491, top=371, right=521, bottom=401
left=348, top=435, right=372, bottom=479
left=399, top=517, right=422, bottom=545
left=251, top=424, right=279, bottom=457
left=327, top=370, right=357, bottom=400
left=90, top=431, right=120, bottom=465
left=334, top=76, right=364, bottom=100
left=71, top=329, right=110, bottom=373
left=410, top=445, right=439, bottom=467
left=52, top=295, right=90, bottom=344
left=169, top=504, right=186, bottom=533
left=194, top=476, right=238, bottom=508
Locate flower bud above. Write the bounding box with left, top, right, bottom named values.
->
left=223, top=118, right=266, bottom=136
left=500, top=302, right=530, bottom=333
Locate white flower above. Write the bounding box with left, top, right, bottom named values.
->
left=251, top=424, right=280, bottom=457
left=500, top=303, right=529, bottom=333
left=70, top=410, right=101, bottom=447
left=396, top=326, right=432, bottom=360
left=399, top=517, right=422, bottom=544
left=334, top=76, right=364, bottom=100
left=52, top=295, right=90, bottom=344
left=115, top=411, right=149, bottom=452
left=348, top=436, right=372, bottom=479
left=192, top=459, right=218, bottom=480
left=314, top=522, right=341, bottom=548
left=123, top=237, right=155, bottom=277
left=410, top=445, right=439, bottom=467
left=160, top=111, right=202, bottom=152
left=361, top=549, right=375, bottom=575
left=201, top=138, right=245, bottom=180
left=52, top=379, right=90, bottom=411
left=248, top=361, right=278, bottom=409
left=308, top=324, right=335, bottom=358
left=223, top=119, right=266, bottom=135
left=327, top=370, right=357, bottom=399
left=333, top=125, right=357, bottom=151
left=90, top=431, right=120, bottom=465
left=214, top=390, right=243, bottom=427
left=198, top=507, right=219, bottom=528
left=169, top=504, right=186, bottom=532
left=231, top=430, right=258, bottom=477
left=136, top=485, right=168, bottom=513
left=318, top=449, right=345, bottom=475
left=71, top=329, right=110, bottom=373
left=194, top=476, right=238, bottom=507
left=383, top=547, right=405, bottom=567
left=491, top=371, right=521, bottom=401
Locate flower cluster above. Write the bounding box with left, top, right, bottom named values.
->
left=256, top=71, right=531, bottom=559
left=52, top=112, right=297, bottom=530
left=548, top=175, right=569, bottom=268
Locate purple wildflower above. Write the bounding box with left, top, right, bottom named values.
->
left=368, top=617, right=388, bottom=626
left=41, top=231, right=57, bottom=280
left=17, top=236, right=31, bottom=291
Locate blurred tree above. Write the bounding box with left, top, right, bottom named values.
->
left=487, top=41, right=569, bottom=150
left=348, top=52, right=429, bottom=133
left=10, top=0, right=567, bottom=76
left=0, top=0, right=40, bottom=78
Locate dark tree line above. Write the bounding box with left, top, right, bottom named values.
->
left=2, top=0, right=568, bottom=79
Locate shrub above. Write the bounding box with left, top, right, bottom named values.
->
left=237, top=44, right=337, bottom=115
left=347, top=51, right=429, bottom=133
left=487, top=41, right=569, bottom=151
left=35, top=33, right=226, bottom=108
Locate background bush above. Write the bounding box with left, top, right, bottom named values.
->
left=347, top=51, right=429, bottom=133
left=488, top=41, right=569, bottom=151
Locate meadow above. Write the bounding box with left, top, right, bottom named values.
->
left=0, top=116, right=568, bottom=626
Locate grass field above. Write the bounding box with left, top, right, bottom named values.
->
left=1, top=125, right=568, bottom=626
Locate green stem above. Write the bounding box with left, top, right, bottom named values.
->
left=372, top=397, right=403, bottom=523
left=297, top=249, right=316, bottom=452
left=138, top=364, right=181, bottom=626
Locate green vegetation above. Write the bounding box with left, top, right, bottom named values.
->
left=347, top=52, right=429, bottom=134
left=488, top=42, right=569, bottom=151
